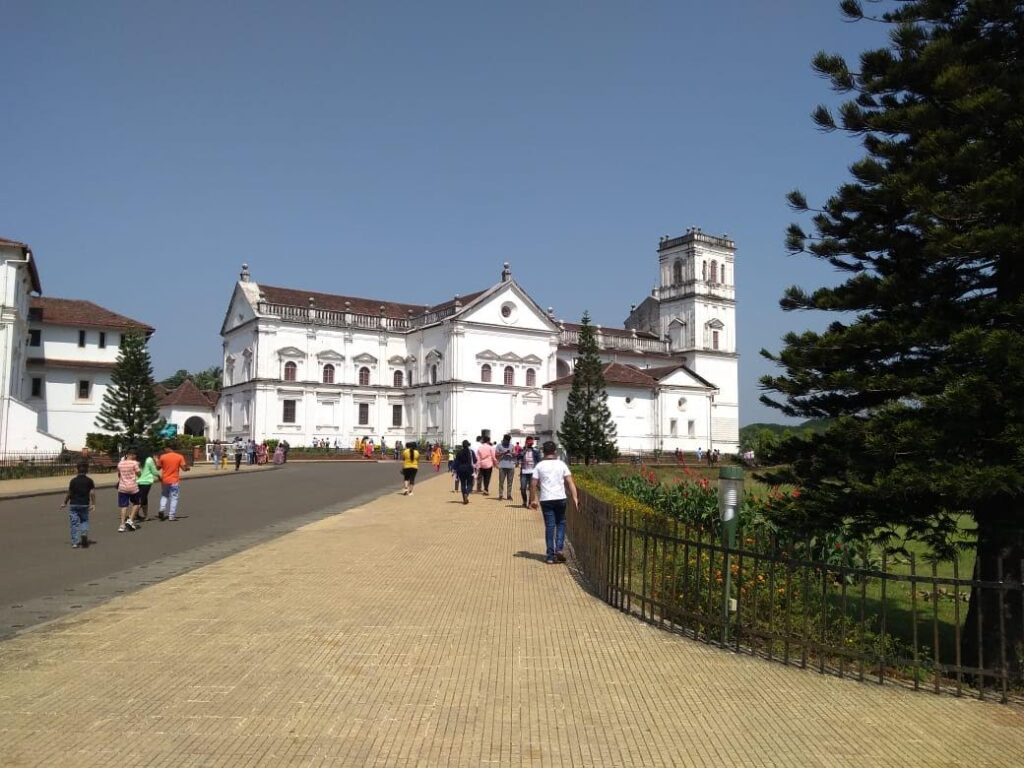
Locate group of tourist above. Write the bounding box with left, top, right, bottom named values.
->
left=61, top=445, right=191, bottom=547
left=209, top=438, right=288, bottom=470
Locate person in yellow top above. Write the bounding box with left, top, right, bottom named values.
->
left=431, top=443, right=443, bottom=472
left=401, top=442, right=420, bottom=496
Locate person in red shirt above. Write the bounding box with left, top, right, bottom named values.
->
left=156, top=446, right=190, bottom=521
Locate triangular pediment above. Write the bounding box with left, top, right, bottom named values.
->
left=668, top=317, right=687, bottom=327
left=521, top=354, right=542, bottom=364
left=220, top=282, right=260, bottom=335
left=276, top=346, right=306, bottom=358
left=353, top=352, right=378, bottom=364
left=425, top=349, right=443, bottom=363
left=499, top=352, right=522, bottom=363
left=388, top=355, right=407, bottom=365
left=456, top=280, right=560, bottom=333
left=476, top=350, right=500, bottom=361
left=521, top=389, right=543, bottom=403
left=317, top=349, right=345, bottom=361
left=705, top=318, right=724, bottom=330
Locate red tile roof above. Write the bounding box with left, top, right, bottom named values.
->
left=544, top=362, right=660, bottom=390
left=257, top=284, right=487, bottom=320
left=634, top=363, right=717, bottom=389
left=30, top=297, right=153, bottom=332
left=158, top=379, right=216, bottom=408
left=26, top=357, right=117, bottom=370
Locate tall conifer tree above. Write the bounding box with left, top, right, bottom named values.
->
left=760, top=0, right=1024, bottom=675
left=558, top=312, right=618, bottom=464
left=96, top=331, right=164, bottom=447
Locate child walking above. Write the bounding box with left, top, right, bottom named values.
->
left=61, top=461, right=95, bottom=548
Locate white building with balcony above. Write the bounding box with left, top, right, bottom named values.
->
left=216, top=229, right=739, bottom=454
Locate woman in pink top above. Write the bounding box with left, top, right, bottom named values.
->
left=475, top=438, right=496, bottom=495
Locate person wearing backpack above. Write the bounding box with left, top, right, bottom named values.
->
left=401, top=442, right=420, bottom=496
left=453, top=440, right=477, bottom=505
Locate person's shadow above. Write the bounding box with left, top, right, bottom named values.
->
left=513, top=550, right=548, bottom=563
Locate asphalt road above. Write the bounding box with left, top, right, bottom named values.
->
left=0, top=462, right=400, bottom=639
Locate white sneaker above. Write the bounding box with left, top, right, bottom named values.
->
left=118, top=525, right=126, bottom=532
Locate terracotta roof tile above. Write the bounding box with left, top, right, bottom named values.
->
left=30, top=297, right=153, bottom=332
left=27, top=357, right=116, bottom=370
left=257, top=284, right=488, bottom=321
left=544, top=362, right=659, bottom=390
left=202, top=390, right=221, bottom=406
left=158, top=379, right=216, bottom=408
left=638, top=363, right=717, bottom=389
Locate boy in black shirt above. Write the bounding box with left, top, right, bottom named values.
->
left=61, top=461, right=95, bottom=548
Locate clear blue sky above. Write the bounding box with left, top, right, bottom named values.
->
left=1, top=0, right=885, bottom=424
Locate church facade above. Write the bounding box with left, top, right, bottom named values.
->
left=215, top=228, right=739, bottom=454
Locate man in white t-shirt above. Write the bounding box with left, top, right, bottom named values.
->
left=529, top=441, right=579, bottom=564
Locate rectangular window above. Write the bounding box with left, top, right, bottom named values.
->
left=669, top=418, right=677, bottom=437
left=243, top=400, right=251, bottom=426
left=687, top=420, right=696, bottom=437
left=78, top=330, right=86, bottom=347
left=99, top=332, right=106, bottom=349
left=282, top=400, right=296, bottom=423
left=392, top=404, right=402, bottom=427
left=358, top=403, right=369, bottom=425
left=31, top=377, right=43, bottom=398
left=225, top=398, right=233, bottom=429
left=77, top=380, right=91, bottom=400
left=111, top=333, right=119, bottom=347
left=712, top=330, right=720, bottom=350
left=28, top=329, right=41, bottom=347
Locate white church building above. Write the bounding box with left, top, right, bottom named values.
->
left=216, top=229, right=739, bottom=454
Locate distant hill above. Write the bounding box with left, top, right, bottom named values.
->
left=739, top=419, right=831, bottom=450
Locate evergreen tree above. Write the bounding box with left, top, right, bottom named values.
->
left=96, top=331, right=164, bottom=448
left=558, top=312, right=618, bottom=464
left=161, top=365, right=222, bottom=391
left=760, top=1, right=1024, bottom=676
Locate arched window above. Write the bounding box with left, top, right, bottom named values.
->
left=526, top=368, right=536, bottom=387
left=504, top=366, right=514, bottom=386
left=481, top=364, right=492, bottom=383
left=672, top=259, right=683, bottom=285
left=283, top=361, right=297, bottom=382
left=322, top=364, right=335, bottom=384
left=702, top=261, right=708, bottom=281
left=430, top=364, right=438, bottom=384
left=409, top=369, right=414, bottom=385
left=358, top=366, right=370, bottom=386
left=393, top=370, right=404, bottom=387
left=710, top=260, right=718, bottom=283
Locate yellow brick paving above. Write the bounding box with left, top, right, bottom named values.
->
left=1, top=474, right=1022, bottom=767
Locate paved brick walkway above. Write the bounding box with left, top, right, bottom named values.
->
left=1, top=474, right=1022, bottom=766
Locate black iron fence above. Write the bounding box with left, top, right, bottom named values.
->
left=0, top=451, right=118, bottom=481
left=568, top=487, right=1024, bottom=703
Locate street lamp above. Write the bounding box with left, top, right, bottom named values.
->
left=719, top=465, right=744, bottom=644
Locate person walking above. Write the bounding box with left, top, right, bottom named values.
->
left=136, top=449, right=160, bottom=521
left=401, top=442, right=420, bottom=496
left=116, top=449, right=141, bottom=532
left=156, top=446, right=190, bottom=521
left=529, top=441, right=579, bottom=564
left=473, top=436, right=485, bottom=493
left=495, top=434, right=516, bottom=501
left=211, top=440, right=222, bottom=470
left=61, top=460, right=95, bottom=548
left=273, top=442, right=285, bottom=464
left=431, top=443, right=443, bottom=473
left=247, top=439, right=257, bottom=466
left=233, top=437, right=244, bottom=471
left=280, top=439, right=290, bottom=463
left=453, top=440, right=477, bottom=504
left=476, top=436, right=495, bottom=496
left=517, top=436, right=541, bottom=508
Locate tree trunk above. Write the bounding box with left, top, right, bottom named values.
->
left=961, top=510, right=1024, bottom=687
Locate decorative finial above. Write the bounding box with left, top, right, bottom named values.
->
left=308, top=296, right=315, bottom=307
left=547, top=307, right=554, bottom=317
left=501, top=262, right=512, bottom=282
left=380, top=304, right=386, bottom=315
left=240, top=263, right=250, bottom=282
left=344, top=300, right=351, bottom=310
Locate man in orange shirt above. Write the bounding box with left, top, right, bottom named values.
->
left=156, top=446, right=190, bottom=521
